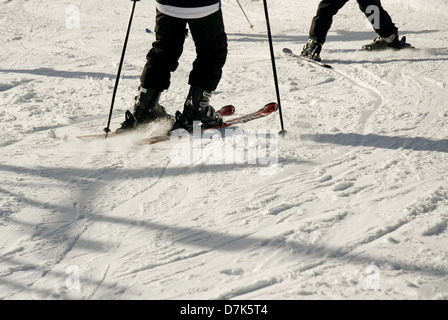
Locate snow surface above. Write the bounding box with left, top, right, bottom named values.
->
left=1, top=0, right=448, bottom=300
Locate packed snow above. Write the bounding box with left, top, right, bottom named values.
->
left=1, top=0, right=447, bottom=300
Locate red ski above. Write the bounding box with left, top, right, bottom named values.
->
left=77, top=103, right=278, bottom=145
left=76, top=105, right=235, bottom=142
left=140, top=102, right=278, bottom=145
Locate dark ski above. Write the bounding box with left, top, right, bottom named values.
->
left=283, top=48, right=332, bottom=69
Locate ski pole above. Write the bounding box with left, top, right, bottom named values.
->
left=104, top=0, right=140, bottom=137
left=235, top=0, right=254, bottom=29
left=262, top=0, right=286, bottom=136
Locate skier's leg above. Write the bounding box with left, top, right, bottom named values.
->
left=308, top=0, right=349, bottom=44
left=140, top=10, right=187, bottom=91
left=187, top=9, right=228, bottom=92
left=118, top=11, right=186, bottom=132
left=179, top=9, right=228, bottom=128
left=302, top=0, right=348, bottom=61
left=356, top=0, right=410, bottom=50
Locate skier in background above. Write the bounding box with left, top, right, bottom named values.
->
left=301, top=0, right=411, bottom=62
left=118, top=0, right=228, bottom=133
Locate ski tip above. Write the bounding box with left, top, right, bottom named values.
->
left=264, top=102, right=279, bottom=113
left=283, top=48, right=292, bottom=54
left=219, top=105, right=236, bottom=117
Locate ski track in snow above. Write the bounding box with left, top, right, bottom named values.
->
left=1, top=0, right=448, bottom=300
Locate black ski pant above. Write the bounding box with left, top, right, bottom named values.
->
left=140, top=9, right=228, bottom=92
left=309, top=0, right=398, bottom=44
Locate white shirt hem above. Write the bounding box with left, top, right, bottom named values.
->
left=156, top=3, right=220, bottom=19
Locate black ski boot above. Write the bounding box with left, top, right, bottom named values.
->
left=362, top=32, right=412, bottom=51
left=301, top=39, right=323, bottom=62
left=116, top=87, right=169, bottom=133
left=172, top=86, right=223, bottom=132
